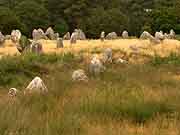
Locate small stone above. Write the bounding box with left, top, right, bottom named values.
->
left=72, top=69, right=88, bottom=82
left=8, top=88, right=18, bottom=98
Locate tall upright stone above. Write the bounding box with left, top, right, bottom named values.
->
left=45, top=27, right=55, bottom=40
left=70, top=32, right=77, bottom=44
left=57, top=38, right=64, bottom=48
left=100, top=31, right=105, bottom=41
left=63, top=32, right=71, bottom=40
left=122, top=31, right=129, bottom=39
left=11, top=30, right=21, bottom=43
left=0, top=32, right=5, bottom=46
left=30, top=41, right=43, bottom=54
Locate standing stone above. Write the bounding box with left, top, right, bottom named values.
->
left=106, top=32, right=118, bottom=40
left=8, top=88, right=19, bottom=98
left=164, top=33, right=169, bottom=39
left=0, top=32, right=5, bottom=46
left=155, top=32, right=164, bottom=40
left=149, top=35, right=161, bottom=45
left=103, top=48, right=113, bottom=63
left=63, top=32, right=71, bottom=40
left=32, top=28, right=47, bottom=40
left=140, top=31, right=151, bottom=39
left=54, top=33, right=59, bottom=40
left=169, top=29, right=176, bottom=39
left=45, top=27, right=55, bottom=40
left=30, top=41, right=43, bottom=54
left=11, top=30, right=21, bottom=43
left=74, top=29, right=86, bottom=40
left=72, top=69, right=88, bottom=82
left=70, top=32, right=77, bottom=44
left=100, top=31, right=105, bottom=41
left=26, top=77, right=48, bottom=94
left=122, top=31, right=129, bottom=39
left=89, top=55, right=106, bottom=75
left=57, top=38, right=64, bottom=48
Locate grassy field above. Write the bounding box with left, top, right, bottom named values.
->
left=1, top=39, right=180, bottom=134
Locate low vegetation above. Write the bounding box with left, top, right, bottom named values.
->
left=0, top=51, right=180, bottom=134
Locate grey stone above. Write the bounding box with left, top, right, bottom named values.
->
left=26, top=77, right=48, bottom=94
left=122, top=31, right=129, bottom=39
left=30, top=41, right=43, bottom=54
left=89, top=55, right=106, bottom=75
left=103, top=48, right=113, bottom=63
left=8, top=88, right=19, bottom=98
left=45, top=27, right=55, bottom=40
left=106, top=32, right=118, bottom=40
left=70, top=32, right=77, bottom=44
left=155, top=32, right=164, bottom=40
left=0, top=32, right=5, bottom=45
left=11, top=30, right=21, bottom=43
left=72, top=69, right=88, bottom=82
left=63, top=32, right=71, bottom=40
left=57, top=38, right=64, bottom=48
left=100, top=31, right=105, bottom=41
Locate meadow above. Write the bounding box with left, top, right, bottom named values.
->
left=1, top=39, right=180, bottom=135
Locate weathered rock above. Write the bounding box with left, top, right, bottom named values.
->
left=103, top=48, right=113, bottom=63
left=155, top=32, right=164, bottom=40
left=32, top=29, right=47, bottom=40
left=116, top=58, right=128, bottom=64
left=72, top=69, right=88, bottom=82
left=63, top=32, right=71, bottom=40
left=106, top=32, right=118, bottom=40
left=122, top=31, right=129, bottom=39
left=74, top=29, right=86, bottom=40
left=169, top=29, right=176, bottom=39
left=45, top=27, right=55, bottom=40
left=8, top=88, right=18, bottom=98
left=0, top=32, right=5, bottom=46
left=11, top=30, right=21, bottom=43
left=54, top=33, right=59, bottom=40
left=89, top=55, right=105, bottom=75
left=70, top=32, right=77, bottom=44
left=164, top=33, right=169, bottom=39
left=26, top=77, right=48, bottom=94
left=140, top=31, right=151, bottom=39
left=30, top=41, right=43, bottom=54
left=100, top=31, right=105, bottom=41
left=57, top=38, right=64, bottom=48
left=149, top=35, right=161, bottom=45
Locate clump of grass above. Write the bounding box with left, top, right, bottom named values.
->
left=79, top=87, right=174, bottom=123
left=0, top=52, right=75, bottom=87
left=151, top=52, right=180, bottom=66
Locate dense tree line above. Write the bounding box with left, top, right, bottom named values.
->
left=0, top=0, right=179, bottom=38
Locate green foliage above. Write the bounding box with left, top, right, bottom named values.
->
left=0, top=7, right=25, bottom=34
left=0, top=53, right=75, bottom=87
left=0, top=0, right=180, bottom=37
left=14, top=1, right=49, bottom=35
